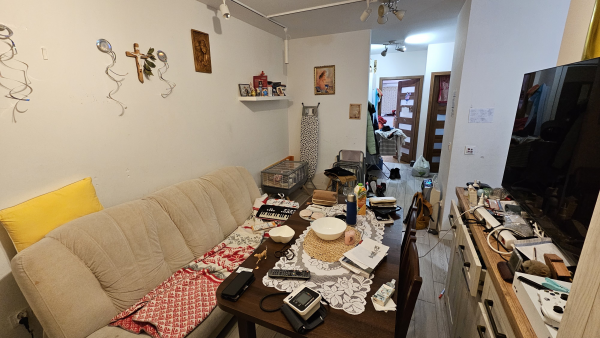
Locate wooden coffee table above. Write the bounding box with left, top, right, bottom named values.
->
left=216, top=201, right=404, bottom=338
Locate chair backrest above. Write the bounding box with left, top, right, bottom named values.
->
left=338, top=150, right=365, bottom=163
left=400, top=229, right=416, bottom=267
left=395, top=240, right=422, bottom=338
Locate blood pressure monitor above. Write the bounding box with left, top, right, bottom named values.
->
left=284, top=285, right=322, bottom=320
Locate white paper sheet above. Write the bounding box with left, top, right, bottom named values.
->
left=515, top=241, right=573, bottom=267
left=468, top=108, right=494, bottom=123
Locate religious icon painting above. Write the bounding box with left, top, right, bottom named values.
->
left=314, top=65, right=335, bottom=95
left=191, top=29, right=212, bottom=73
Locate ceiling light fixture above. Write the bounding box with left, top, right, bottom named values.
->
left=395, top=44, right=406, bottom=52
left=373, top=1, right=405, bottom=24
left=360, top=0, right=372, bottom=22
left=380, top=40, right=396, bottom=56
left=220, top=0, right=231, bottom=20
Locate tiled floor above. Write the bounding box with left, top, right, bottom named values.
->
left=220, top=161, right=453, bottom=338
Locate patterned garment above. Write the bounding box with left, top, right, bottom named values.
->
left=110, top=228, right=262, bottom=338
left=263, top=205, right=387, bottom=315
left=300, top=115, right=319, bottom=178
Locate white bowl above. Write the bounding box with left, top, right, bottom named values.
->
left=311, top=217, right=346, bottom=241
left=269, top=225, right=295, bottom=243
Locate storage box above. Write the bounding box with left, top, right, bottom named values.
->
left=261, top=161, right=308, bottom=195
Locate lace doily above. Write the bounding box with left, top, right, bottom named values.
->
left=262, top=204, right=385, bottom=315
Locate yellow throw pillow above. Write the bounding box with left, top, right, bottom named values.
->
left=0, top=177, right=103, bottom=252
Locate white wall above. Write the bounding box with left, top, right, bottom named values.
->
left=287, top=30, right=371, bottom=188
left=371, top=50, right=428, bottom=93
left=557, top=0, right=596, bottom=66
left=0, top=1, right=288, bottom=336
left=416, top=42, right=455, bottom=158
left=438, top=0, right=571, bottom=230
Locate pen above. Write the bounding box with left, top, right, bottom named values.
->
left=534, top=247, right=537, bottom=261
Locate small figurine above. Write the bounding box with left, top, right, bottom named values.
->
left=254, top=247, right=267, bottom=269
left=250, top=88, right=257, bottom=96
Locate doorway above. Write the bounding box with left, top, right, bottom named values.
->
left=378, top=76, right=424, bottom=163
left=423, top=72, right=451, bottom=173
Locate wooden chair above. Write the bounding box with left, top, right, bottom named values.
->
left=395, top=240, right=422, bottom=338
left=400, top=228, right=416, bottom=269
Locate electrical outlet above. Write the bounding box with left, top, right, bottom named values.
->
left=464, top=145, right=475, bottom=155
left=9, top=309, right=28, bottom=328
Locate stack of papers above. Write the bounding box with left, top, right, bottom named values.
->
left=340, top=238, right=389, bottom=277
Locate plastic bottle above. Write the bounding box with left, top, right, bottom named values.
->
left=354, top=183, right=367, bottom=216
left=346, top=193, right=357, bottom=226
left=468, top=184, right=478, bottom=206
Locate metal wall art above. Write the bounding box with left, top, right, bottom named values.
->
left=0, top=24, right=33, bottom=122
left=97, top=39, right=127, bottom=116
left=191, top=29, right=212, bottom=73
left=157, top=50, right=176, bottom=98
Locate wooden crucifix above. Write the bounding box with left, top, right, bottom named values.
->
left=125, top=43, right=148, bottom=83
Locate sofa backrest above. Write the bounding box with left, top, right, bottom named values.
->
left=11, top=166, right=260, bottom=338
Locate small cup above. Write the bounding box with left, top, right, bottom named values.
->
left=345, top=229, right=356, bottom=245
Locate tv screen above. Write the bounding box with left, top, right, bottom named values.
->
left=502, top=57, right=600, bottom=261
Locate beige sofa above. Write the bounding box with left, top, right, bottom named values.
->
left=11, top=166, right=261, bottom=338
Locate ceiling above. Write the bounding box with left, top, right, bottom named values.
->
left=196, top=0, right=464, bottom=51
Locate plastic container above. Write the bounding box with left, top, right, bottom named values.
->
left=346, top=194, right=357, bottom=226
left=354, top=183, right=367, bottom=216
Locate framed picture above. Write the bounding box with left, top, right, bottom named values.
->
left=314, top=65, right=335, bottom=95
left=191, top=29, right=212, bottom=73
left=253, top=75, right=268, bottom=90
left=239, top=84, right=251, bottom=97
left=349, top=104, right=361, bottom=120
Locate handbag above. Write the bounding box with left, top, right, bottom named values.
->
left=312, top=190, right=338, bottom=206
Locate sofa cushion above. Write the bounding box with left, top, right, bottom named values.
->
left=201, top=166, right=261, bottom=231
left=148, top=179, right=226, bottom=260
left=0, top=177, right=103, bottom=252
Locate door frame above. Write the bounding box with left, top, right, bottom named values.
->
left=378, top=76, right=424, bottom=162
left=423, top=71, right=451, bottom=166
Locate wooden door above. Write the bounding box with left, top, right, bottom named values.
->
left=394, top=77, right=423, bottom=163
left=423, top=72, right=450, bottom=173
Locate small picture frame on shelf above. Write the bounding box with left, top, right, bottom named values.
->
left=239, top=84, right=251, bottom=97
left=279, top=85, right=287, bottom=96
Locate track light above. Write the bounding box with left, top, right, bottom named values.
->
left=393, top=10, right=405, bottom=21
left=381, top=47, right=388, bottom=57
left=395, top=45, right=406, bottom=52
left=360, top=0, right=372, bottom=22
left=220, top=0, right=231, bottom=20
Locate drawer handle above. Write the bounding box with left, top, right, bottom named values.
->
left=484, top=299, right=507, bottom=338
left=458, top=245, right=471, bottom=268
left=477, top=325, right=487, bottom=338
left=448, top=214, right=456, bottom=229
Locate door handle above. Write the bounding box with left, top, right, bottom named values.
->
left=477, top=325, right=487, bottom=338
left=484, top=299, right=507, bottom=338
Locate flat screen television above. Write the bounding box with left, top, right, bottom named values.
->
left=502, top=57, right=600, bottom=262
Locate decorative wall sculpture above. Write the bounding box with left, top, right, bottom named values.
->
left=97, top=39, right=127, bottom=116
left=0, top=24, right=33, bottom=122
left=157, top=50, right=176, bottom=98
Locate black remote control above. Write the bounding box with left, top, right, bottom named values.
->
left=268, top=269, right=311, bottom=279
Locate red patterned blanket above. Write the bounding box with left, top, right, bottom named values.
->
left=110, top=228, right=262, bottom=338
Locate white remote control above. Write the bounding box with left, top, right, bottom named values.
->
left=538, top=289, right=568, bottom=328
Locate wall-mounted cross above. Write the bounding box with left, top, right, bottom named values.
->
left=125, top=43, right=148, bottom=83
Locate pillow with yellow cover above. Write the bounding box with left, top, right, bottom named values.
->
left=0, top=177, right=103, bottom=252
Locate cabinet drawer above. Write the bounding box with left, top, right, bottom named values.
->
left=481, top=274, right=516, bottom=338
left=475, top=303, right=494, bottom=338
left=451, top=200, right=482, bottom=297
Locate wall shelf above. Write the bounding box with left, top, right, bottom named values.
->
left=238, top=96, right=290, bottom=102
